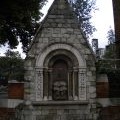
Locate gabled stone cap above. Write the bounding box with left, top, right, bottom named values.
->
left=27, top=0, right=95, bottom=60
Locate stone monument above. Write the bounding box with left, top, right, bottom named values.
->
left=19, top=0, right=97, bottom=119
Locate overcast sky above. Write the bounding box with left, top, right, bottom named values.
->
left=0, top=0, right=114, bottom=58
left=90, top=0, right=114, bottom=48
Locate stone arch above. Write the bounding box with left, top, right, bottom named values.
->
left=43, top=51, right=78, bottom=100
left=43, top=49, right=79, bottom=68
left=35, top=43, right=87, bottom=101
left=36, top=43, right=86, bottom=68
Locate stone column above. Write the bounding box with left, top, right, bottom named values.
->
left=24, top=76, right=31, bottom=100
left=35, top=68, right=43, bottom=101
left=68, top=69, right=73, bottom=100
left=78, top=68, right=87, bottom=100
left=48, top=69, right=52, bottom=100
left=73, top=67, right=79, bottom=100
left=43, top=68, right=49, bottom=101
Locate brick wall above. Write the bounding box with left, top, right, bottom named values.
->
left=0, top=108, right=15, bottom=120
left=112, top=0, right=120, bottom=60
left=96, top=82, right=109, bottom=98
left=8, top=83, right=24, bottom=99
left=98, top=106, right=120, bottom=120
left=96, top=74, right=109, bottom=98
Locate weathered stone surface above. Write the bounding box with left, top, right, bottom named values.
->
left=22, top=0, right=97, bottom=120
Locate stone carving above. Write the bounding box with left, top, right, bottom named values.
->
left=35, top=68, right=43, bottom=101
left=53, top=81, right=67, bottom=100
left=78, top=68, right=87, bottom=100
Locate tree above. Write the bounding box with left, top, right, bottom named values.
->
left=0, top=50, right=24, bottom=81
left=107, top=28, right=115, bottom=44
left=96, top=28, right=120, bottom=98
left=104, top=28, right=115, bottom=59
left=0, top=0, right=47, bottom=52
left=96, top=28, right=116, bottom=73
left=4, top=50, right=21, bottom=58
left=70, top=0, right=96, bottom=38
left=0, top=0, right=95, bottom=51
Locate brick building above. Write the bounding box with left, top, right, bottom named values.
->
left=112, top=0, right=120, bottom=61
left=0, top=80, right=24, bottom=120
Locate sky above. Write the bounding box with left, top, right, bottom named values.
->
left=89, top=0, right=114, bottom=48
left=0, top=0, right=114, bottom=58
left=41, top=0, right=114, bottom=48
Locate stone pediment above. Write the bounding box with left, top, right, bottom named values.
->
left=28, top=0, right=95, bottom=60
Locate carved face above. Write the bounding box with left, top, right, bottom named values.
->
left=52, top=60, right=68, bottom=100
left=53, top=81, right=67, bottom=100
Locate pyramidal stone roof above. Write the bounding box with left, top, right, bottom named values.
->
left=28, top=0, right=95, bottom=59
left=32, top=0, right=84, bottom=39
left=40, top=0, right=80, bottom=31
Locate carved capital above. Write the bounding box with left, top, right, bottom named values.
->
left=73, top=67, right=78, bottom=72
left=78, top=68, right=86, bottom=74
left=35, top=67, right=43, bottom=76
left=48, top=68, right=53, bottom=73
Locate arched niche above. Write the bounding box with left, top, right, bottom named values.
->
left=35, top=43, right=87, bottom=101
left=43, top=50, right=79, bottom=100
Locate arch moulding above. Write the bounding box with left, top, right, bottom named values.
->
left=36, top=43, right=86, bottom=68
left=34, top=43, right=87, bottom=101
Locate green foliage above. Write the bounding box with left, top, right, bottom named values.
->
left=96, top=60, right=117, bottom=74
left=96, top=28, right=117, bottom=74
left=0, top=0, right=47, bottom=52
left=107, top=28, right=115, bottom=44
left=103, top=29, right=115, bottom=59
left=0, top=51, right=24, bottom=81
left=4, top=49, right=21, bottom=58
left=71, top=0, right=96, bottom=38
left=103, top=44, right=116, bottom=59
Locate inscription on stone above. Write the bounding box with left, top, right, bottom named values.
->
left=78, top=68, right=87, bottom=100
left=36, top=68, right=43, bottom=101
